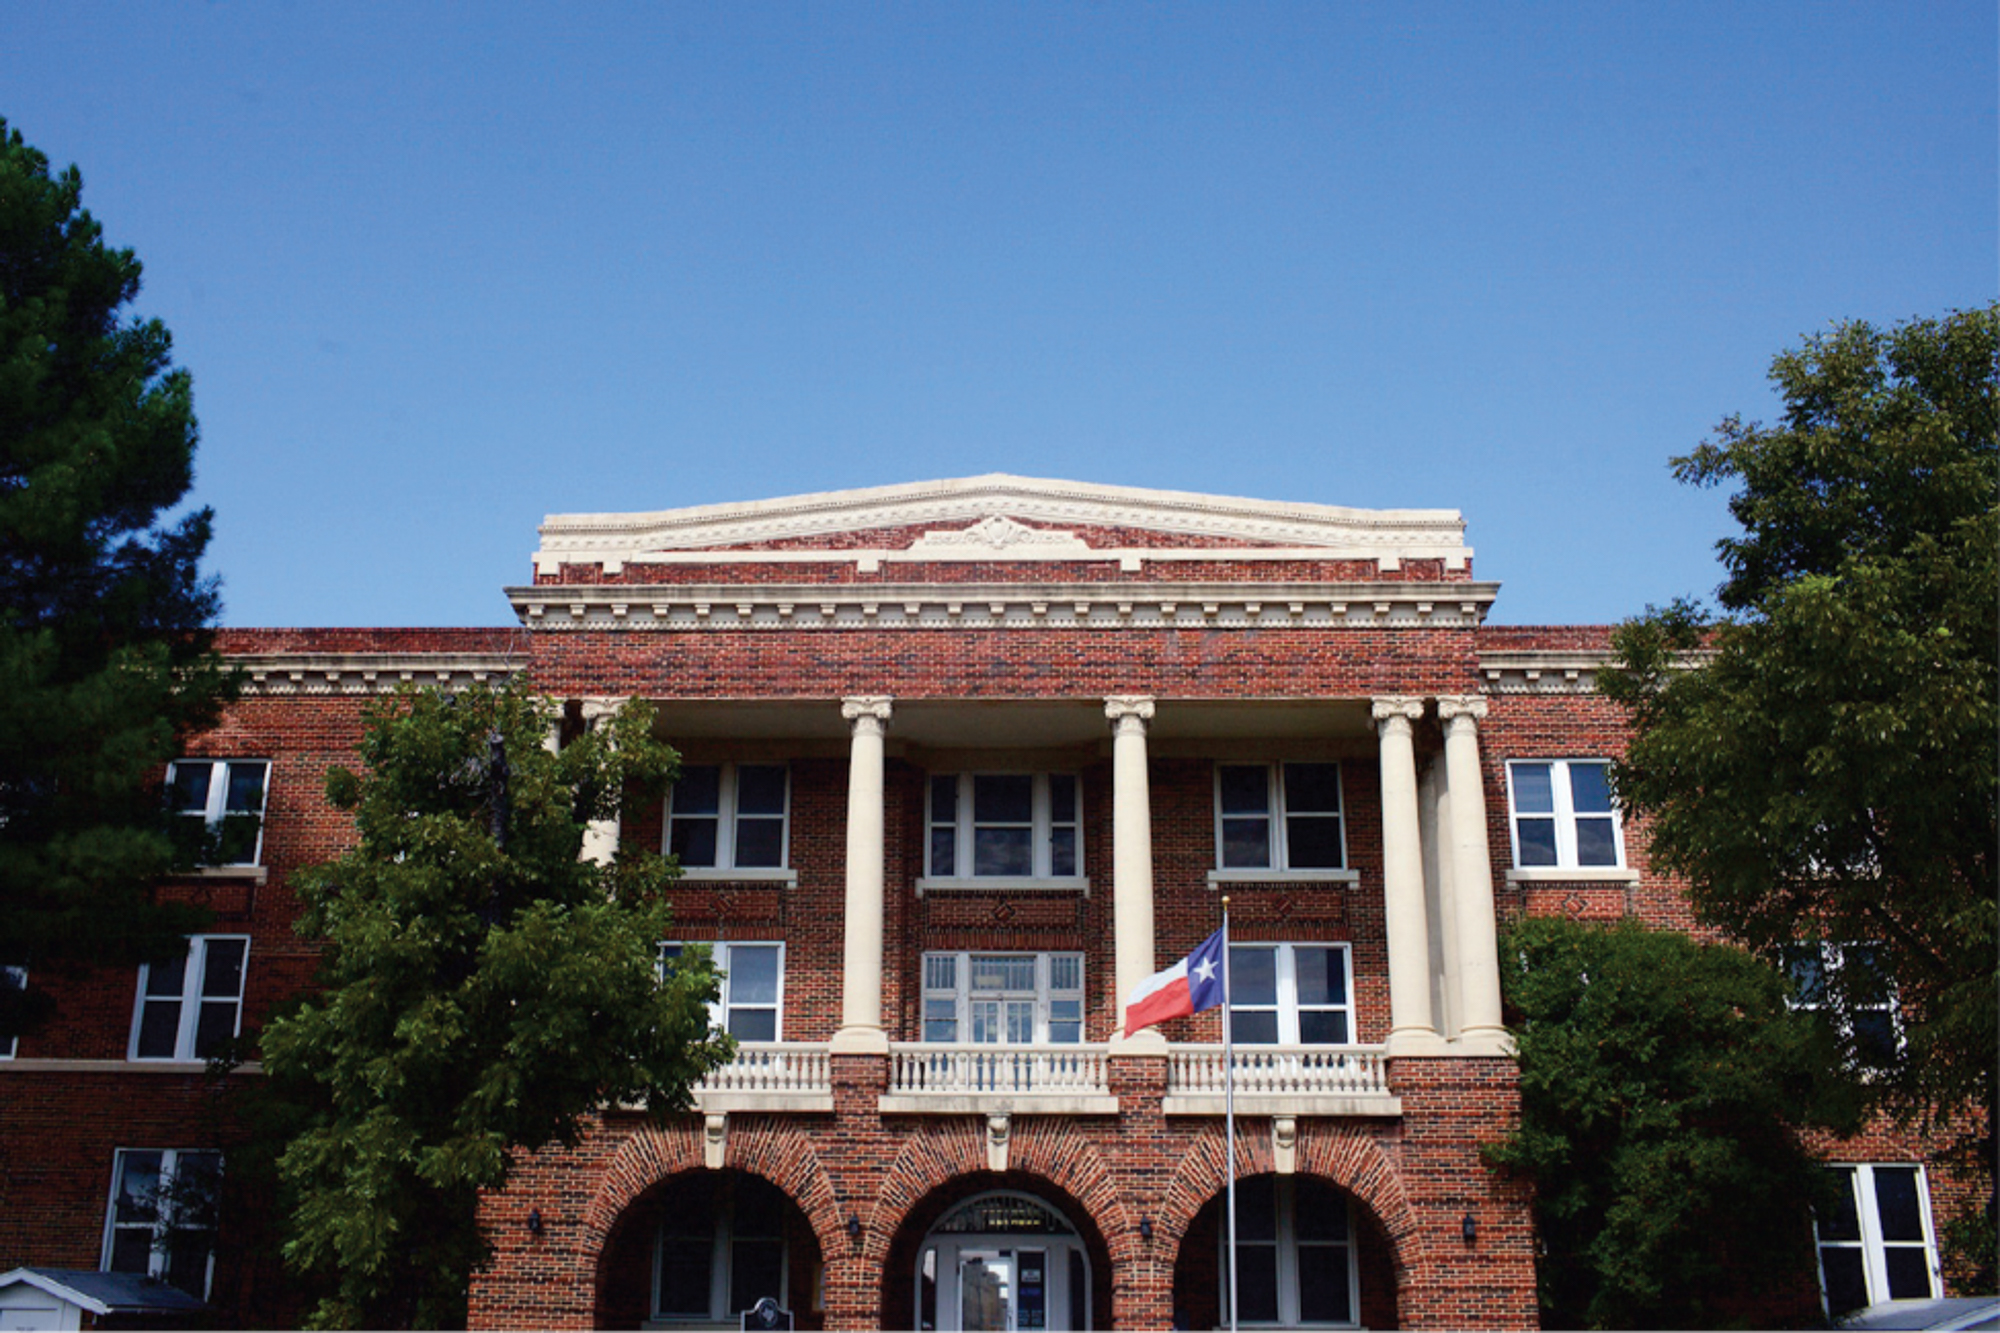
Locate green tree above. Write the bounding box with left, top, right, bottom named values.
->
left=260, top=684, right=732, bottom=1329
left=1602, top=305, right=1998, bottom=1281
left=0, top=119, right=233, bottom=1040
left=1488, top=917, right=1859, bottom=1329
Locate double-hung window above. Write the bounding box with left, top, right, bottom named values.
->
left=167, top=759, right=269, bottom=867
left=130, top=936, right=249, bottom=1061
left=1226, top=944, right=1353, bottom=1044
left=922, top=952, right=1084, bottom=1044
left=1215, top=764, right=1345, bottom=871
left=926, top=774, right=1081, bottom=881
left=103, top=1148, right=222, bottom=1298
left=660, top=942, right=783, bottom=1042
left=1784, top=943, right=1899, bottom=1068
left=668, top=764, right=789, bottom=871
left=1815, top=1164, right=1940, bottom=1316
left=1222, top=1175, right=1358, bottom=1327
left=1506, top=759, right=1623, bottom=869
left=655, top=1172, right=788, bottom=1322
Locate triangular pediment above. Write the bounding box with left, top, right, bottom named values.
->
left=534, top=474, right=1469, bottom=573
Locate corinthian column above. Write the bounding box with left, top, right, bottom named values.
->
left=1438, top=695, right=1505, bottom=1039
left=1375, top=696, right=1439, bottom=1049
left=832, top=696, right=892, bottom=1053
left=1105, top=696, right=1164, bottom=1051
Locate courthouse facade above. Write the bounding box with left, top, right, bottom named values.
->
left=0, top=476, right=1962, bottom=1329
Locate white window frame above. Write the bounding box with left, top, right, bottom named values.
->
left=660, top=941, right=784, bottom=1043
left=166, top=758, right=270, bottom=867
left=1815, top=1163, right=1942, bottom=1316
left=651, top=1173, right=789, bottom=1322
left=1219, top=1175, right=1360, bottom=1328
left=665, top=763, right=791, bottom=876
left=1225, top=943, right=1355, bottom=1045
left=1504, top=759, right=1626, bottom=870
left=1, top=965, right=23, bottom=1059
left=1784, top=943, right=1902, bottom=1068
left=128, top=935, right=250, bottom=1062
left=921, top=952, right=1085, bottom=1045
left=1213, top=763, right=1348, bottom=873
left=923, top=773, right=1084, bottom=885
left=101, top=1147, right=222, bottom=1299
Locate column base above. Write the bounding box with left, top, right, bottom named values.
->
left=828, top=1026, right=890, bottom=1055
left=1385, top=1027, right=1452, bottom=1057
left=1451, top=1027, right=1516, bottom=1057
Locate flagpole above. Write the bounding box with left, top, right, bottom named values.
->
left=1222, top=895, right=1237, bottom=1333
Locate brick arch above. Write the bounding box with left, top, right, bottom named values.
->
left=1160, top=1120, right=1420, bottom=1270
left=580, top=1118, right=843, bottom=1255
left=860, top=1118, right=1130, bottom=1262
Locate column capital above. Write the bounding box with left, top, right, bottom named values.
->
left=840, top=695, right=893, bottom=726
left=1371, top=696, right=1425, bottom=726
left=1104, top=695, right=1156, bottom=728
left=1436, top=694, right=1489, bottom=726
left=576, top=695, right=626, bottom=724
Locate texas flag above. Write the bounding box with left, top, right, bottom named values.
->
left=1123, top=928, right=1227, bottom=1037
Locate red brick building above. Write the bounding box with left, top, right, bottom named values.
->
left=0, top=476, right=1965, bottom=1329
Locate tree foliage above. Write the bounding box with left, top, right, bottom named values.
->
left=259, top=685, right=732, bottom=1329
left=0, top=118, right=232, bottom=1039
left=1602, top=305, right=1998, bottom=1278
left=1488, top=917, right=1859, bottom=1330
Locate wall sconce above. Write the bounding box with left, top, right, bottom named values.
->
left=847, top=1214, right=863, bottom=1240
left=527, top=1208, right=544, bottom=1237
left=1139, top=1218, right=1154, bottom=1243
left=1460, top=1212, right=1477, bottom=1246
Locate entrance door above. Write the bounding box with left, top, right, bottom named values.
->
left=916, top=1193, right=1088, bottom=1332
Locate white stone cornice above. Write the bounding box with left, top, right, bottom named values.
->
left=506, top=581, right=1498, bottom=631
left=227, top=653, right=524, bottom=696
left=1477, top=647, right=1710, bottom=694
left=531, top=475, right=1474, bottom=575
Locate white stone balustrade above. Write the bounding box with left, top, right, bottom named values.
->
left=690, top=1043, right=834, bottom=1113
left=1163, top=1044, right=1402, bottom=1117
left=879, top=1044, right=1118, bottom=1114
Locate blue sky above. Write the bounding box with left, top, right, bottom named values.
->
left=5, top=4, right=1993, bottom=627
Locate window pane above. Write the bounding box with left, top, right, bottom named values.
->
left=1853, top=1012, right=1899, bottom=1066
left=670, top=819, right=719, bottom=867
left=1047, top=774, right=1076, bottom=820
left=1516, top=818, right=1558, bottom=866
left=1285, top=815, right=1343, bottom=868
left=657, top=1233, right=712, bottom=1315
left=168, top=764, right=213, bottom=814
left=215, top=814, right=260, bottom=864
left=1299, top=1010, right=1350, bottom=1044
left=735, top=765, right=786, bottom=815
left=1820, top=1247, right=1867, bottom=1316
left=145, top=955, right=188, bottom=999
left=727, top=947, right=780, bottom=1006
left=1567, top=762, right=1612, bottom=813
left=1283, top=763, right=1340, bottom=814
left=1575, top=818, right=1617, bottom=866
left=1229, top=948, right=1277, bottom=1005
left=970, top=956, right=1036, bottom=991
left=930, top=775, right=958, bottom=822
left=163, top=1227, right=214, bottom=1297
left=1048, top=1020, right=1081, bottom=1044
left=1296, top=948, right=1345, bottom=1006
left=727, top=1009, right=777, bottom=1042
left=1785, top=948, right=1828, bottom=1006
left=1221, top=817, right=1271, bottom=869
left=1218, top=766, right=1269, bottom=815
left=201, top=940, right=246, bottom=998
left=1298, top=1246, right=1352, bottom=1323
left=1230, top=1011, right=1279, bottom=1044
left=1511, top=763, right=1554, bottom=813
left=1844, top=947, right=1893, bottom=1006
left=733, top=817, right=784, bottom=867
left=1049, top=955, right=1081, bottom=991
left=1234, top=1245, right=1279, bottom=1324
left=223, top=762, right=267, bottom=814
left=672, top=766, right=721, bottom=814
left=973, top=774, right=1033, bottom=823
left=194, top=1002, right=237, bottom=1057
left=924, top=955, right=957, bottom=990
left=930, top=826, right=956, bottom=876
left=137, top=1001, right=182, bottom=1059
left=1818, top=1168, right=1862, bottom=1241
left=1048, top=826, right=1076, bottom=876
left=1884, top=1246, right=1934, bottom=1300
left=109, top=1227, right=155, bottom=1275
left=973, top=826, right=1032, bottom=876
left=114, top=1152, right=164, bottom=1223
left=1235, top=1177, right=1277, bottom=1240
left=1872, top=1167, right=1924, bottom=1242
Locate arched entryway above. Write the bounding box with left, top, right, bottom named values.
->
left=1171, top=1174, right=1398, bottom=1330
left=884, top=1174, right=1112, bottom=1332
left=594, top=1168, right=826, bottom=1329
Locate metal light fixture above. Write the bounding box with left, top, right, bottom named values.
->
left=1461, top=1212, right=1477, bottom=1245
left=527, top=1208, right=544, bottom=1237
left=1139, top=1217, right=1154, bottom=1242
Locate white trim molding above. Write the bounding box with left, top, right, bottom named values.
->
left=230, top=653, right=525, bottom=696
